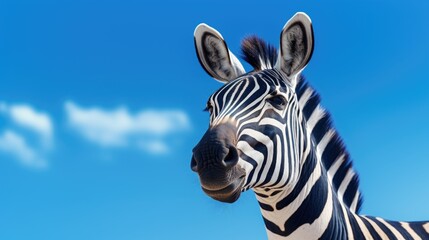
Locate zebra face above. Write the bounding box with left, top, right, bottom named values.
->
left=192, top=71, right=302, bottom=202
left=191, top=13, right=314, bottom=203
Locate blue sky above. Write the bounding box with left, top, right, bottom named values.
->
left=0, top=0, right=428, bottom=239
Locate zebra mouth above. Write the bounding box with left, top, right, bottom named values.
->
left=202, top=175, right=245, bottom=203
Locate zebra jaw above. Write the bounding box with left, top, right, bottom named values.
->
left=201, top=174, right=245, bottom=203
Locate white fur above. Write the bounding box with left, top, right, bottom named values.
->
left=377, top=218, right=406, bottom=239
left=361, top=216, right=390, bottom=240
left=401, top=222, right=422, bottom=240
left=424, top=223, right=429, bottom=234
left=350, top=191, right=360, bottom=213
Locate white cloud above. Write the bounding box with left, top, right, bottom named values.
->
left=64, top=101, right=190, bottom=154
left=139, top=140, right=169, bottom=155
left=65, top=102, right=133, bottom=146
left=9, top=105, right=53, bottom=138
left=0, top=101, right=54, bottom=169
left=0, top=130, right=47, bottom=169
left=0, top=102, right=53, bottom=145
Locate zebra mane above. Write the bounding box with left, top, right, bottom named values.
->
left=296, top=77, right=364, bottom=213
left=241, top=36, right=278, bottom=71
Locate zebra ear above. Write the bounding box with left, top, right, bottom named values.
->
left=276, top=12, right=314, bottom=79
left=194, top=23, right=245, bottom=83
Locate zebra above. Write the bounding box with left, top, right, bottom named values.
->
left=190, top=12, right=429, bottom=240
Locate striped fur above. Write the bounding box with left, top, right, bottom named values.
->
left=295, top=78, right=363, bottom=213
left=193, top=23, right=429, bottom=239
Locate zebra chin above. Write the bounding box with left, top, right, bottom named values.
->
left=200, top=174, right=246, bottom=203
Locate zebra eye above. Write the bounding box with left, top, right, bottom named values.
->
left=267, top=95, right=287, bottom=109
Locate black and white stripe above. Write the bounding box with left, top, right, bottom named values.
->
left=208, top=64, right=429, bottom=240
left=193, top=12, right=429, bottom=240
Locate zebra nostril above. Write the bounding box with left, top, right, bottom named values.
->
left=191, top=156, right=198, bottom=172
left=223, top=146, right=238, bottom=168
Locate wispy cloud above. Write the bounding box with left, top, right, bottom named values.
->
left=0, top=102, right=53, bottom=146
left=138, top=140, right=170, bottom=155
left=9, top=105, right=53, bottom=138
left=0, top=130, right=47, bottom=169
left=64, top=101, right=190, bottom=154
left=0, top=101, right=53, bottom=169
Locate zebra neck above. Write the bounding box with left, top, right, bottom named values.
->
left=255, top=146, right=350, bottom=240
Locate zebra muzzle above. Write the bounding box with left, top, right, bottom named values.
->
left=191, top=123, right=246, bottom=203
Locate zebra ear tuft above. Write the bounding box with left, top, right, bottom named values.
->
left=276, top=12, right=314, bottom=79
left=194, top=23, right=245, bottom=83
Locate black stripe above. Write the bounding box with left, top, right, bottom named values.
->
left=312, top=114, right=330, bottom=144
left=239, top=133, right=268, bottom=188
left=275, top=151, right=316, bottom=210
left=366, top=217, right=397, bottom=240
left=408, top=221, right=429, bottom=237
left=302, top=94, right=320, bottom=118
left=387, top=220, right=412, bottom=239
left=347, top=211, right=366, bottom=239
left=239, top=151, right=258, bottom=187
left=332, top=161, right=351, bottom=192
left=321, top=137, right=344, bottom=169
left=343, top=176, right=360, bottom=209
left=320, top=194, right=348, bottom=239
left=258, top=201, right=274, bottom=211
left=359, top=216, right=383, bottom=240
left=282, top=176, right=328, bottom=236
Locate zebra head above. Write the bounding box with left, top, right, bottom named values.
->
left=191, top=13, right=314, bottom=203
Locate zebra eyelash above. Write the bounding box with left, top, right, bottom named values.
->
left=203, top=102, right=214, bottom=113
